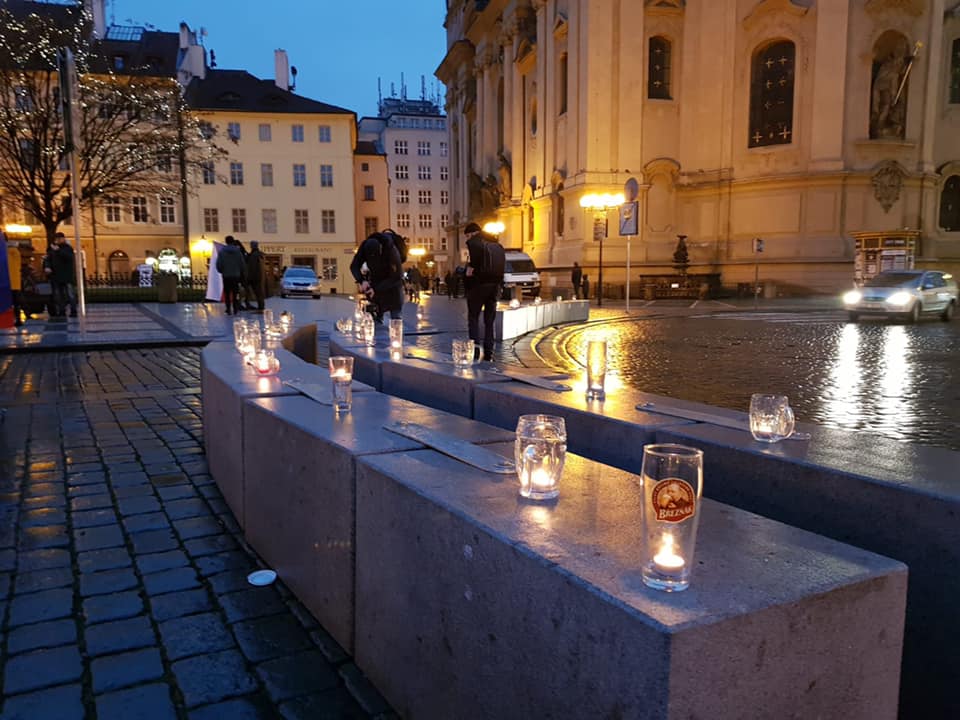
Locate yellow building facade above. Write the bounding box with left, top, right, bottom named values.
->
left=437, top=0, right=960, bottom=295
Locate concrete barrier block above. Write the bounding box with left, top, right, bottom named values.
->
left=355, top=447, right=906, bottom=720
left=381, top=358, right=512, bottom=418
left=655, top=421, right=960, bottom=717
left=474, top=382, right=694, bottom=470
left=280, top=323, right=318, bottom=364
left=242, top=392, right=515, bottom=652
left=201, top=343, right=298, bottom=529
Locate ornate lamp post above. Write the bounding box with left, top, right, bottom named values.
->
left=579, top=193, right=625, bottom=307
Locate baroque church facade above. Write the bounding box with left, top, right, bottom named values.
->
left=437, top=0, right=960, bottom=294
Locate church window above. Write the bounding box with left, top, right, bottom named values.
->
left=749, top=40, right=795, bottom=148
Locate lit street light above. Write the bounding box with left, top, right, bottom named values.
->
left=579, top=193, right=625, bottom=307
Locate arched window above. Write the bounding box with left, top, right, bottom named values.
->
left=870, top=32, right=910, bottom=140
left=648, top=36, right=672, bottom=100
left=950, top=38, right=960, bottom=105
left=940, top=175, right=960, bottom=232
left=749, top=40, right=795, bottom=148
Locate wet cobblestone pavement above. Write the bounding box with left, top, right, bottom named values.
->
left=0, top=348, right=394, bottom=719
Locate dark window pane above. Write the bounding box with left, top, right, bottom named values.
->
left=940, top=175, right=960, bottom=232
left=648, top=37, right=672, bottom=100
left=749, top=41, right=795, bottom=148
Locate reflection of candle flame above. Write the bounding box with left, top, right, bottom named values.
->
left=331, top=369, right=351, bottom=380
left=529, top=468, right=552, bottom=489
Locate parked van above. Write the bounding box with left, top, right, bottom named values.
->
left=502, top=251, right=541, bottom=297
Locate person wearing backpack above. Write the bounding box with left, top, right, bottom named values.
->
left=464, top=222, right=505, bottom=362
left=350, top=229, right=406, bottom=321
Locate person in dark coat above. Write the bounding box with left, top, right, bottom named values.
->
left=464, top=222, right=505, bottom=362
left=216, top=236, right=246, bottom=315
left=245, top=241, right=267, bottom=311
left=350, top=231, right=405, bottom=321
left=571, top=262, right=583, bottom=299
left=233, top=239, right=255, bottom=310
left=51, top=232, right=77, bottom=318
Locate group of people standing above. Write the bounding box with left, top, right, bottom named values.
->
left=45, top=232, right=78, bottom=319
left=215, top=236, right=267, bottom=315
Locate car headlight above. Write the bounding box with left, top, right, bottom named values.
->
left=842, top=290, right=862, bottom=305
left=887, top=291, right=912, bottom=306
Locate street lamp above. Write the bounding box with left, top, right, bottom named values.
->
left=483, top=221, right=505, bottom=237
left=579, top=193, right=625, bottom=307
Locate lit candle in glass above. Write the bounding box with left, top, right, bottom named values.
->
left=389, top=318, right=403, bottom=351
left=253, top=349, right=279, bottom=376
left=279, top=311, right=293, bottom=331
left=556, top=295, right=563, bottom=302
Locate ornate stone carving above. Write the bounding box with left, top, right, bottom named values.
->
left=497, top=154, right=512, bottom=201
left=865, top=0, right=924, bottom=17
left=743, top=0, right=810, bottom=30
left=645, top=0, right=685, bottom=8
left=872, top=161, right=906, bottom=213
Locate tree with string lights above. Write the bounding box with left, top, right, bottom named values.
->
left=0, top=2, right=224, bottom=245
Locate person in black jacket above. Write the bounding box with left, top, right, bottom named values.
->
left=246, top=241, right=267, bottom=311
left=51, top=232, right=77, bottom=318
left=216, top=236, right=246, bottom=315
left=464, top=222, right=505, bottom=362
left=349, top=231, right=405, bottom=321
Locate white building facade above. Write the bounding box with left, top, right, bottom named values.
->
left=359, top=96, right=454, bottom=274
left=184, top=51, right=359, bottom=293
left=437, top=0, right=960, bottom=295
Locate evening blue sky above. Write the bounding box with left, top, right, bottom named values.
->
left=112, top=0, right=449, bottom=119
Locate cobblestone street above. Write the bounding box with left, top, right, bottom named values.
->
left=0, top=348, right=393, bottom=719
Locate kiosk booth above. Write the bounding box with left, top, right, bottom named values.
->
left=850, top=230, right=921, bottom=285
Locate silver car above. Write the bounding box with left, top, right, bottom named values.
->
left=842, top=270, right=957, bottom=323
left=279, top=267, right=322, bottom=299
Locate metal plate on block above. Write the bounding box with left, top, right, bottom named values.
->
left=283, top=379, right=333, bottom=406
left=384, top=421, right=516, bottom=474
left=494, top=369, right=572, bottom=392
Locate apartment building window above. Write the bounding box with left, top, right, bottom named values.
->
left=440, top=235, right=448, bottom=251
left=439, top=141, right=448, bottom=157
left=131, top=196, right=148, bottom=223
left=156, top=153, right=172, bottom=172
left=261, top=163, right=273, bottom=187
left=364, top=217, right=379, bottom=236
left=320, top=164, right=334, bottom=187
left=159, top=197, right=176, bottom=224
left=440, top=190, right=449, bottom=205
left=396, top=189, right=409, bottom=204
left=294, top=209, right=309, bottom=233
left=262, top=208, right=278, bottom=234
left=227, top=122, right=241, bottom=141
left=104, top=197, right=121, bottom=223
left=440, top=213, right=449, bottom=228
left=418, top=214, right=432, bottom=229
left=396, top=213, right=410, bottom=229
left=363, top=185, right=375, bottom=201
left=202, top=162, right=215, bottom=185
left=417, top=141, right=431, bottom=156
left=395, top=164, right=409, bottom=180
left=440, top=166, right=448, bottom=181
left=203, top=208, right=219, bottom=233
left=321, top=210, right=336, bottom=233
left=418, top=165, right=432, bottom=181
left=230, top=162, right=244, bottom=185
left=318, top=125, right=331, bottom=142
left=232, top=208, right=247, bottom=233
left=292, top=124, right=304, bottom=142
left=293, top=163, right=307, bottom=187
left=418, top=190, right=432, bottom=204
left=394, top=140, right=408, bottom=155
left=361, top=162, right=369, bottom=171
left=321, top=257, right=339, bottom=281
left=258, top=123, right=271, bottom=141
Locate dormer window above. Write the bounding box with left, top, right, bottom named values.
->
left=113, top=55, right=126, bottom=71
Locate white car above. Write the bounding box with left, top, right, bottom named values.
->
left=502, top=251, right=541, bottom=297
left=280, top=267, right=322, bottom=299
left=842, top=270, right=957, bottom=323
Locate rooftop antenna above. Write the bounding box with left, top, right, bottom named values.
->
left=390, top=82, right=395, bottom=98
left=290, top=65, right=297, bottom=92
left=401, top=72, right=406, bottom=100
left=377, top=77, right=382, bottom=112
left=421, top=75, right=426, bottom=101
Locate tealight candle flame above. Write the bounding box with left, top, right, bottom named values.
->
left=653, top=535, right=685, bottom=571
left=529, top=468, right=553, bottom=489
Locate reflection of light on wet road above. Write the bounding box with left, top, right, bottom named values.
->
left=823, top=324, right=865, bottom=426
left=878, top=327, right=914, bottom=439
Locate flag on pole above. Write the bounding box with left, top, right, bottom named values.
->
left=205, top=242, right=225, bottom=302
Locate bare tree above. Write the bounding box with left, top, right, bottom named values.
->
left=0, top=3, right=224, bottom=244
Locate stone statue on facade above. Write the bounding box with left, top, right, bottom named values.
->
left=497, top=154, right=512, bottom=202
left=870, top=45, right=909, bottom=139
left=468, top=170, right=484, bottom=217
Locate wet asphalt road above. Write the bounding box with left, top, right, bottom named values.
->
left=540, top=307, right=960, bottom=452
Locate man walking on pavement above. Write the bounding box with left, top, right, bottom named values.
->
left=51, top=232, right=77, bottom=318
left=246, top=241, right=267, bottom=311
left=464, top=222, right=505, bottom=362
left=216, top=236, right=246, bottom=315
left=571, top=261, right=582, bottom=299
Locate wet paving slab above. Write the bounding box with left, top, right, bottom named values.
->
left=0, top=348, right=396, bottom=719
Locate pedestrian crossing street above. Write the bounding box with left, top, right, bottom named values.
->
left=695, top=310, right=850, bottom=324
